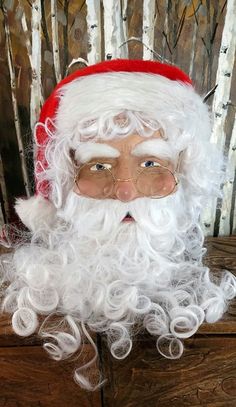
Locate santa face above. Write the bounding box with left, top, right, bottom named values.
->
left=73, top=130, right=178, bottom=204
left=60, top=129, right=185, bottom=249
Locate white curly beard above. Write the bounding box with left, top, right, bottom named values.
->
left=1, top=188, right=236, bottom=389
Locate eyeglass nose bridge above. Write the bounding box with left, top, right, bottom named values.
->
left=115, top=177, right=136, bottom=183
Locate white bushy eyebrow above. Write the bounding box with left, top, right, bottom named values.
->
left=74, top=142, right=120, bottom=163
left=132, top=139, right=174, bottom=159
left=75, top=139, right=174, bottom=164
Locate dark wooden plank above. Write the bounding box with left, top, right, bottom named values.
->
left=101, top=335, right=236, bottom=407
left=204, top=236, right=236, bottom=272
left=0, top=345, right=101, bottom=407
left=205, top=236, right=236, bottom=258
left=199, top=313, right=236, bottom=334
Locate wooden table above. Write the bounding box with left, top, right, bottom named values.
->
left=1, top=236, right=236, bottom=407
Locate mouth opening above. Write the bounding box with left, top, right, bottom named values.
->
left=122, top=212, right=135, bottom=222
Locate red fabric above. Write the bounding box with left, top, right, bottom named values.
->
left=35, top=59, right=192, bottom=196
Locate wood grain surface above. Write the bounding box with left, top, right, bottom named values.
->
left=0, top=345, right=101, bottom=407
left=0, top=236, right=236, bottom=406
left=101, top=336, right=236, bottom=407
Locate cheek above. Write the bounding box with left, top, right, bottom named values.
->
left=73, top=180, right=98, bottom=196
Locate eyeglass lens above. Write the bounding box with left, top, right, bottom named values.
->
left=75, top=164, right=177, bottom=199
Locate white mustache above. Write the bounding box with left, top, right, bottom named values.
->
left=58, top=188, right=187, bottom=240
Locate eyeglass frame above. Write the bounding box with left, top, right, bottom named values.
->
left=73, top=151, right=183, bottom=200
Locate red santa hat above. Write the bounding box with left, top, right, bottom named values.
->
left=15, top=59, right=201, bottom=231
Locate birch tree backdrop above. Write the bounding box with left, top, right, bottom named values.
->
left=0, top=0, right=236, bottom=236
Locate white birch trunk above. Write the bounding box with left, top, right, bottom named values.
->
left=142, top=0, right=156, bottom=60
left=121, top=0, right=128, bottom=57
left=201, top=0, right=236, bottom=236
left=19, top=1, right=33, bottom=69
left=30, top=0, right=42, bottom=139
left=102, top=0, right=123, bottom=59
left=3, top=6, right=31, bottom=197
left=223, top=114, right=236, bottom=235
left=189, top=19, right=198, bottom=78
left=51, top=0, right=61, bottom=83
left=115, top=0, right=127, bottom=58
left=86, top=0, right=101, bottom=65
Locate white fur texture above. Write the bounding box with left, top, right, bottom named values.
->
left=55, top=72, right=209, bottom=149
left=15, top=196, right=56, bottom=232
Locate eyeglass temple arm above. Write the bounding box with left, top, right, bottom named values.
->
left=176, top=150, right=185, bottom=173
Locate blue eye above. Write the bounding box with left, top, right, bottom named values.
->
left=145, top=161, right=154, bottom=167
left=141, top=160, right=160, bottom=168
left=96, top=163, right=105, bottom=170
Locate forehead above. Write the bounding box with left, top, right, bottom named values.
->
left=96, top=130, right=163, bottom=154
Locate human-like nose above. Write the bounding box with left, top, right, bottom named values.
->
left=114, top=180, right=139, bottom=202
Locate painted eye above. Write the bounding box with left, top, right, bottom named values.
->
left=90, top=163, right=112, bottom=171
left=140, top=160, right=161, bottom=168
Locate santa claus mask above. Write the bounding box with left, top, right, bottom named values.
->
left=1, top=59, right=236, bottom=390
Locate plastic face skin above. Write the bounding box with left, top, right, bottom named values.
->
left=74, top=130, right=177, bottom=202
